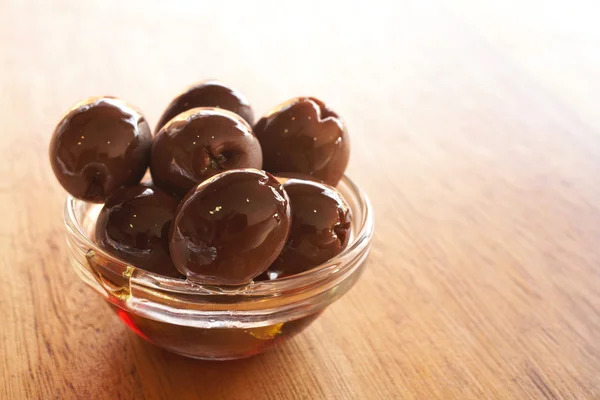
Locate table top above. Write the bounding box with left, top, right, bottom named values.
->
left=2, top=1, right=599, bottom=399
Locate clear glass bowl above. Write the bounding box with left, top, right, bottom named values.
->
left=64, top=176, right=373, bottom=360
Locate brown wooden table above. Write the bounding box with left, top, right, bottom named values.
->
left=2, top=1, right=599, bottom=399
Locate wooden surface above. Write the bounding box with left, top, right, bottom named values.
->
left=1, top=1, right=599, bottom=399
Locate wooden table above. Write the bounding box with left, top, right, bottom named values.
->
left=2, top=1, right=599, bottom=398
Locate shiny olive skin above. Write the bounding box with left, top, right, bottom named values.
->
left=49, top=97, right=152, bottom=202
left=155, top=80, right=254, bottom=131
left=254, top=97, right=349, bottom=186
left=150, top=108, right=262, bottom=198
left=95, top=183, right=182, bottom=278
left=169, top=169, right=291, bottom=285
left=275, top=172, right=324, bottom=184
left=258, top=178, right=352, bottom=280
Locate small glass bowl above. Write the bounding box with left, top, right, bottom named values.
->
left=64, top=176, right=373, bottom=360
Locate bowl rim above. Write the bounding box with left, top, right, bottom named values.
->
left=64, top=174, right=374, bottom=298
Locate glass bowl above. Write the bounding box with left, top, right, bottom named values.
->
left=64, top=175, right=373, bottom=360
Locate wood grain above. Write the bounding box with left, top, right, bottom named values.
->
left=1, top=0, right=600, bottom=398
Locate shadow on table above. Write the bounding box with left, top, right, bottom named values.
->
left=104, top=328, right=308, bottom=399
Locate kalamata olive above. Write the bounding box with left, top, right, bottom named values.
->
left=95, top=183, right=182, bottom=278
left=155, top=80, right=254, bottom=131
left=258, top=178, right=351, bottom=280
left=151, top=107, right=262, bottom=197
left=49, top=96, right=151, bottom=202
left=169, top=169, right=291, bottom=285
left=254, top=97, right=349, bottom=186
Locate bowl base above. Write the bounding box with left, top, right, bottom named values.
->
left=111, top=304, right=322, bottom=360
